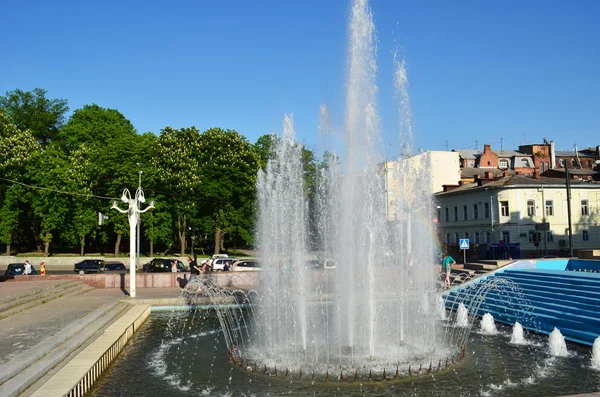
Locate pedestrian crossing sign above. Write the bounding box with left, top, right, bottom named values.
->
left=459, top=239, right=470, bottom=249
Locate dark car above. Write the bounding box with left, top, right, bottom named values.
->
left=104, top=261, right=126, bottom=271
left=142, top=258, right=187, bottom=273
left=4, top=263, right=38, bottom=278
left=74, top=259, right=105, bottom=274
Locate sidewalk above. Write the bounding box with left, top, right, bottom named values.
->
left=0, top=280, right=184, bottom=366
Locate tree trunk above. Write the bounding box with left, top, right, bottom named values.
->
left=150, top=239, right=154, bottom=258
left=150, top=213, right=154, bottom=257
left=115, top=234, right=122, bottom=257
left=178, top=216, right=186, bottom=256
left=5, top=233, right=11, bottom=256
left=220, top=231, right=226, bottom=252
left=80, top=236, right=85, bottom=256
left=214, top=226, right=221, bottom=255
left=43, top=232, right=50, bottom=257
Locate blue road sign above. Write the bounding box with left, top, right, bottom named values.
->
left=459, top=239, right=470, bottom=250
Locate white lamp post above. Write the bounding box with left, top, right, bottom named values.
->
left=112, top=188, right=154, bottom=298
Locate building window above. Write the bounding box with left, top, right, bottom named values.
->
left=454, top=206, right=458, bottom=221
left=583, top=230, right=589, bottom=241
left=545, top=200, right=553, bottom=216
left=473, top=204, right=479, bottom=219
left=445, top=207, right=449, bottom=222
left=463, top=205, right=468, bottom=220
left=559, top=159, right=565, bottom=167
left=581, top=200, right=589, bottom=216
left=545, top=162, right=549, bottom=171
left=454, top=233, right=459, bottom=244
left=528, top=230, right=536, bottom=243
left=500, top=201, right=509, bottom=217
left=546, top=230, right=554, bottom=242
left=499, top=159, right=509, bottom=168
left=446, top=233, right=450, bottom=244
left=484, top=203, right=490, bottom=218
left=527, top=199, right=535, bottom=216
left=502, top=231, right=510, bottom=244
left=486, top=231, right=491, bottom=243
left=540, top=163, right=545, bottom=174
left=475, top=232, right=480, bottom=244
left=467, top=160, right=474, bottom=167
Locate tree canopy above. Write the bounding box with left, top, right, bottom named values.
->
left=0, top=87, right=324, bottom=257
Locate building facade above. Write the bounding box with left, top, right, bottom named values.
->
left=434, top=175, right=600, bottom=260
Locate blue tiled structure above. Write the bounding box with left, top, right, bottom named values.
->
left=443, top=259, right=600, bottom=346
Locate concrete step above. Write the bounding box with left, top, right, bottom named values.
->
left=0, top=301, right=130, bottom=397
left=464, top=262, right=498, bottom=271
left=0, top=282, right=95, bottom=321
left=0, top=281, right=78, bottom=309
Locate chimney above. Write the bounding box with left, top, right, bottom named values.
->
left=483, top=144, right=491, bottom=153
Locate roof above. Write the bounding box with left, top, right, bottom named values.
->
left=460, top=168, right=512, bottom=178
left=495, top=150, right=524, bottom=158
left=555, top=150, right=596, bottom=158
left=453, top=149, right=481, bottom=160
left=436, top=174, right=600, bottom=197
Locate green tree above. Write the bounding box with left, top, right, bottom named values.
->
left=153, top=126, right=203, bottom=255
left=0, top=110, right=41, bottom=254
left=254, top=133, right=280, bottom=170
left=59, top=104, right=137, bottom=150
left=0, top=88, right=68, bottom=144
left=60, top=104, right=143, bottom=256
left=26, top=145, right=71, bottom=256
left=196, top=128, right=260, bottom=253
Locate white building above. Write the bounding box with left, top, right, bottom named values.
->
left=434, top=175, right=600, bottom=260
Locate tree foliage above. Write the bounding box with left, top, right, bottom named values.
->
left=0, top=87, right=324, bottom=256
left=0, top=88, right=68, bottom=144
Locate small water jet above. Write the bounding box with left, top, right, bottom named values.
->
left=480, top=313, right=498, bottom=335
left=455, top=303, right=469, bottom=327
left=437, top=296, right=447, bottom=320
left=548, top=328, right=568, bottom=357
left=510, top=322, right=526, bottom=345
left=591, top=336, right=600, bottom=369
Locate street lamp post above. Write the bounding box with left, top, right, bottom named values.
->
left=112, top=188, right=154, bottom=298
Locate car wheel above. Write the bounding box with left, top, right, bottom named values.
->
left=78, top=269, right=85, bottom=275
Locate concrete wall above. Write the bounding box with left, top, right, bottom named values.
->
left=0, top=256, right=192, bottom=271
left=4, top=271, right=260, bottom=289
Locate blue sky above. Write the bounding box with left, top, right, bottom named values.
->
left=2, top=0, right=599, bottom=160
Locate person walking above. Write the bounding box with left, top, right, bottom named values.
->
left=442, top=253, right=455, bottom=289
left=189, top=258, right=201, bottom=281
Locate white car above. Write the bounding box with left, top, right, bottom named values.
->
left=211, top=258, right=235, bottom=271
left=232, top=259, right=261, bottom=271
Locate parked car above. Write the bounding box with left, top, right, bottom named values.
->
left=104, top=261, right=126, bottom=271
left=4, top=263, right=38, bottom=278
left=232, top=260, right=261, bottom=271
left=74, top=260, right=105, bottom=274
left=211, top=258, right=235, bottom=271
left=142, top=258, right=187, bottom=273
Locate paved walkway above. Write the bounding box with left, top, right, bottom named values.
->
left=0, top=280, right=184, bottom=366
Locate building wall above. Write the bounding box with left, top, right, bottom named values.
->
left=384, top=151, right=460, bottom=221
left=436, top=184, right=600, bottom=259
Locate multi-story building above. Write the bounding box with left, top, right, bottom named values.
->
left=434, top=174, right=600, bottom=260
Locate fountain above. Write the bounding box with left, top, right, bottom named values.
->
left=91, top=0, right=600, bottom=394
left=591, top=336, right=600, bottom=369
left=480, top=313, right=498, bottom=335
left=510, top=322, right=526, bottom=345
left=548, top=328, right=568, bottom=357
